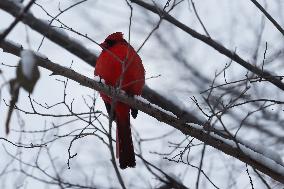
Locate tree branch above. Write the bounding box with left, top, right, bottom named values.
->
left=0, top=0, right=204, bottom=127
left=250, top=0, right=284, bottom=37
left=1, top=39, right=284, bottom=184
left=130, top=0, right=284, bottom=91
left=0, top=0, right=36, bottom=43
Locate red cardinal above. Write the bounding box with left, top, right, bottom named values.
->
left=94, top=32, right=145, bottom=169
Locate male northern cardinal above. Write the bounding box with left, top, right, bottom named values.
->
left=94, top=32, right=145, bottom=169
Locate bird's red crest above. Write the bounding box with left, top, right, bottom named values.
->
left=100, top=32, right=125, bottom=49
left=106, top=32, right=124, bottom=41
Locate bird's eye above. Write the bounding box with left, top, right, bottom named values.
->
left=105, top=39, right=116, bottom=46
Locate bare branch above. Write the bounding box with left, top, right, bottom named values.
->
left=1, top=40, right=284, bottom=184
left=0, top=0, right=36, bottom=43
left=130, top=0, right=284, bottom=91
left=250, top=0, right=284, bottom=37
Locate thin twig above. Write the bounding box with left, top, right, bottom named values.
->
left=190, top=0, right=211, bottom=37
left=0, top=0, right=36, bottom=42
left=250, top=0, right=284, bottom=37
left=130, top=0, right=284, bottom=91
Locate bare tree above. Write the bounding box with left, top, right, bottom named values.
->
left=0, top=0, right=284, bottom=188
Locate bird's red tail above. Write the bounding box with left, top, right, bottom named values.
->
left=115, top=103, right=136, bottom=169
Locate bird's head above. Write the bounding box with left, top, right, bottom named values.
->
left=100, top=32, right=126, bottom=49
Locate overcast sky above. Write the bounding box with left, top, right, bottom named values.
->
left=1, top=0, right=284, bottom=188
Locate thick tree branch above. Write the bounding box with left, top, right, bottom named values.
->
left=0, top=0, right=97, bottom=65
left=130, top=0, right=284, bottom=91
left=250, top=0, right=284, bottom=37
left=0, top=0, right=203, bottom=126
left=1, top=40, right=284, bottom=184
left=0, top=0, right=36, bottom=43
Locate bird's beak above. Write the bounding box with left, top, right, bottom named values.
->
left=100, top=42, right=107, bottom=50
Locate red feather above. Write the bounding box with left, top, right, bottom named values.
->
left=94, top=32, right=145, bottom=169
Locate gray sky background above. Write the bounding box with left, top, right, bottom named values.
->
left=0, top=0, right=284, bottom=188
